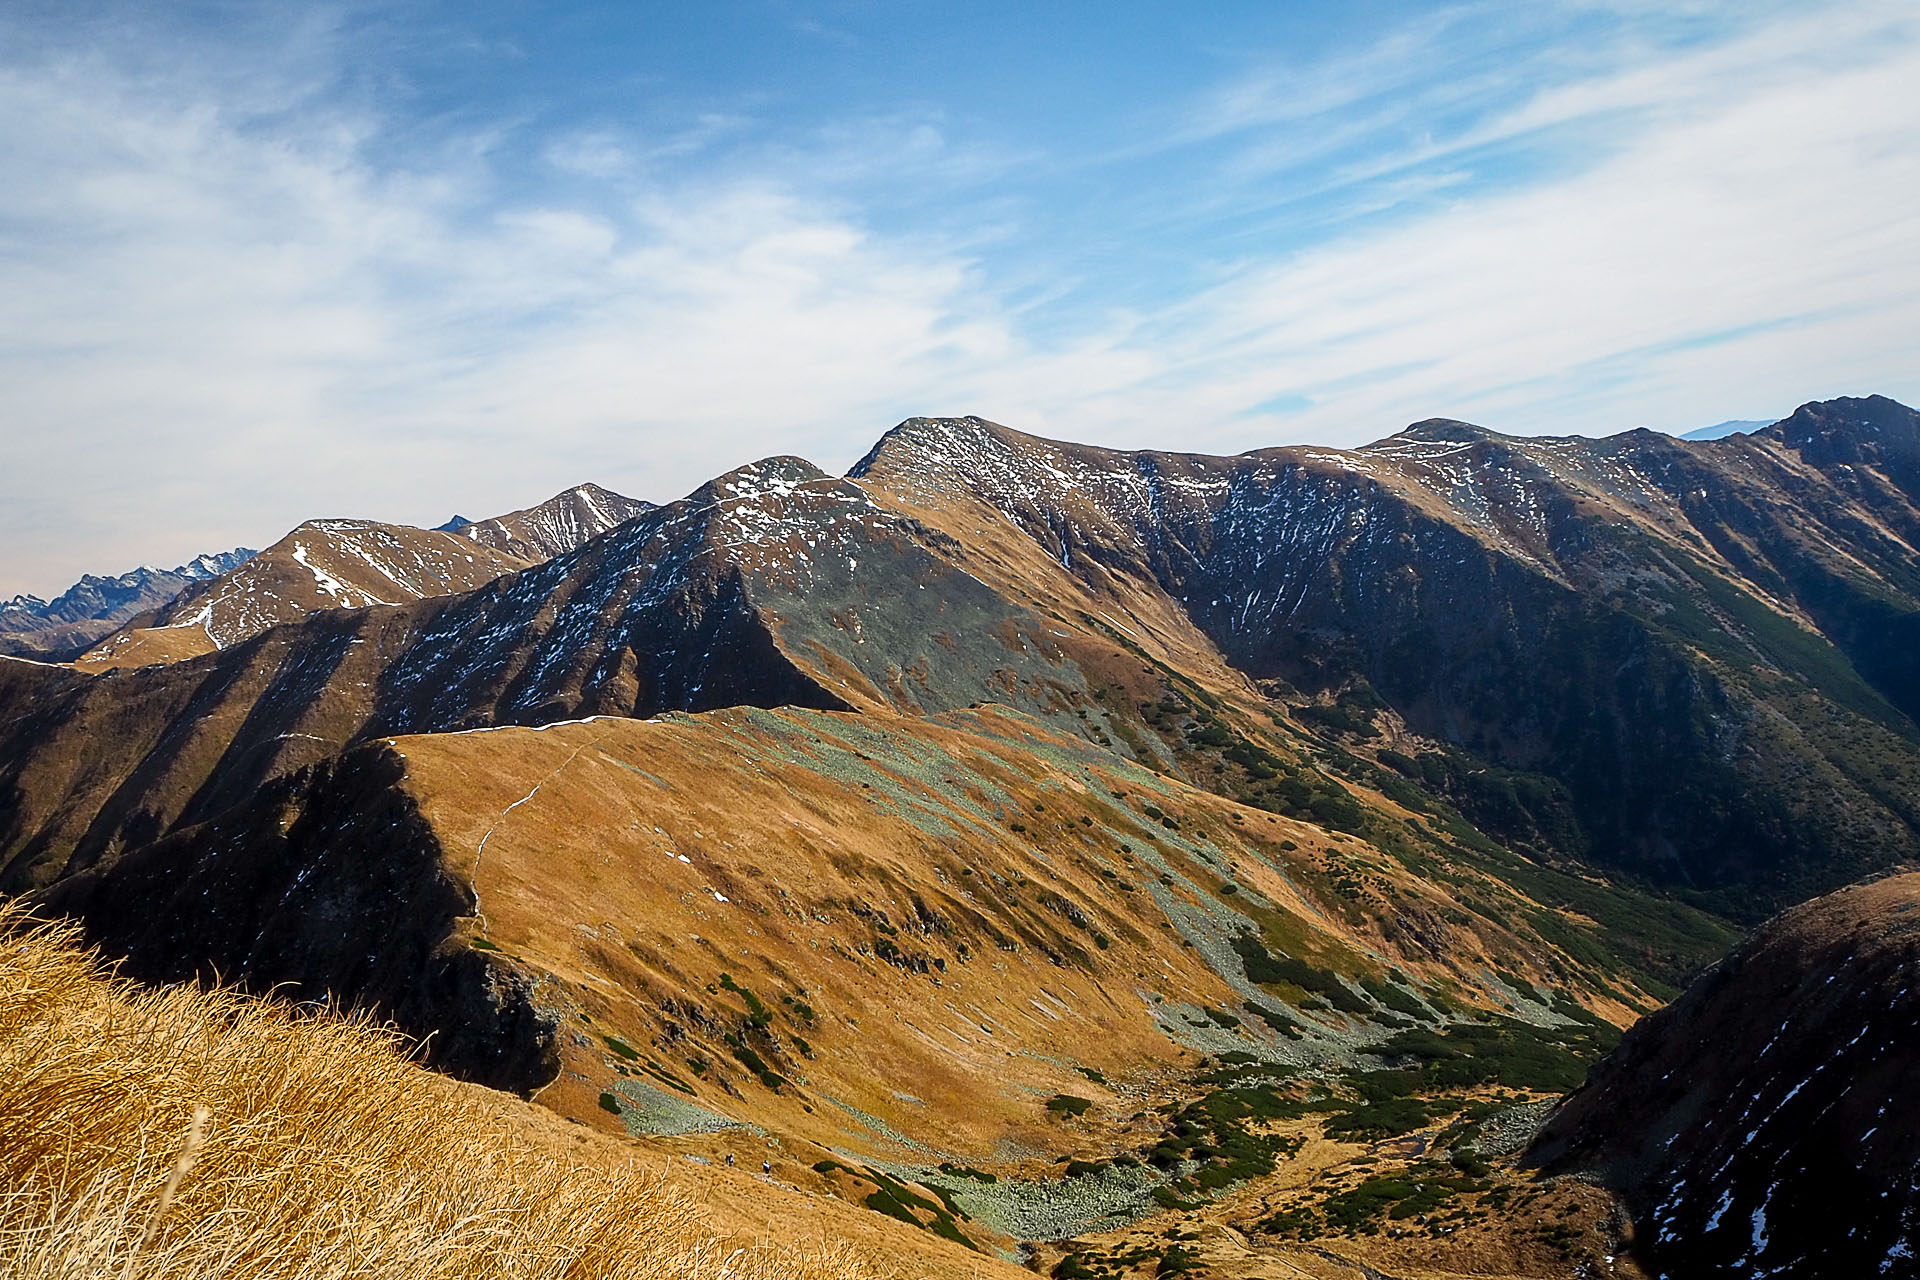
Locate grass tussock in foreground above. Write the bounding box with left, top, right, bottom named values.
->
left=0, top=905, right=868, bottom=1279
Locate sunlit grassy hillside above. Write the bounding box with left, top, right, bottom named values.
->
left=0, top=904, right=869, bottom=1280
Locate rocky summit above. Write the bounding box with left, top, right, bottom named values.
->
left=2, top=398, right=1918, bottom=1278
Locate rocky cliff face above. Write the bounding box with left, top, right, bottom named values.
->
left=1529, top=871, right=1920, bottom=1279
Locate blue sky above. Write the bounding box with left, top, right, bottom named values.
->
left=3, top=0, right=1918, bottom=596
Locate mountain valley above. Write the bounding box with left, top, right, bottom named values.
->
left=2, top=399, right=1917, bottom=1278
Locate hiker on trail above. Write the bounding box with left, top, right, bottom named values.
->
left=763, top=1161, right=771, bottom=1175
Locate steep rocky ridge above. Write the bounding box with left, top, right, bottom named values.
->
left=454, top=481, right=654, bottom=561
left=1529, top=871, right=1920, bottom=1278
left=853, top=402, right=1920, bottom=913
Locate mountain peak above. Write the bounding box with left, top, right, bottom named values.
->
left=1391, top=418, right=1502, bottom=445
left=455, top=481, right=653, bottom=563
left=697, top=455, right=831, bottom=504
left=1764, top=394, right=1919, bottom=458
left=847, top=415, right=1020, bottom=482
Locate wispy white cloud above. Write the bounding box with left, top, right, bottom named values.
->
left=914, top=0, right=1920, bottom=450
left=0, top=1, right=1915, bottom=597
left=0, top=16, right=1026, bottom=593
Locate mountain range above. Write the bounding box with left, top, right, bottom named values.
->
left=0, top=549, right=254, bottom=661
left=3, top=395, right=1917, bottom=1278
left=68, top=481, right=651, bottom=670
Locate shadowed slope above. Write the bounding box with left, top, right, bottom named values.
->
left=1529, top=871, right=1920, bottom=1279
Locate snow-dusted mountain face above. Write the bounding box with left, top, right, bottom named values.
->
left=76, top=482, right=648, bottom=667
left=852, top=398, right=1920, bottom=914
left=375, top=457, right=1080, bottom=733
left=1530, top=871, right=1920, bottom=1279
left=131, top=519, right=534, bottom=653
left=0, top=550, right=254, bottom=659
left=453, top=481, right=653, bottom=562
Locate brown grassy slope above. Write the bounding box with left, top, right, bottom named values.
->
left=387, top=705, right=1642, bottom=1154
left=70, top=624, right=220, bottom=670
left=0, top=902, right=1031, bottom=1280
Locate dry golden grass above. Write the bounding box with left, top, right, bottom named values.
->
left=0, top=904, right=868, bottom=1280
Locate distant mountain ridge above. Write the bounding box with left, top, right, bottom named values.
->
left=0, top=549, right=255, bottom=660
left=0, top=550, right=254, bottom=629
left=1680, top=417, right=1776, bottom=440
left=74, top=481, right=650, bottom=669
